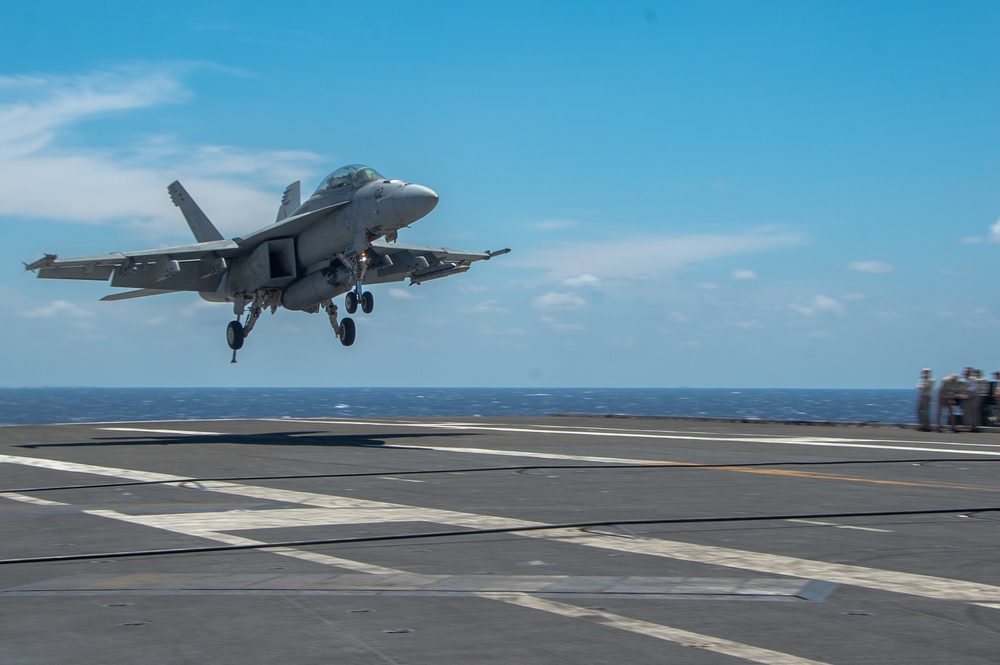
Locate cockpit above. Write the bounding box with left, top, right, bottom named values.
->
left=315, top=165, right=385, bottom=193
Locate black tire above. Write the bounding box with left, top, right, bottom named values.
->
left=361, top=290, right=374, bottom=314
left=340, top=317, right=356, bottom=346
left=226, top=320, right=245, bottom=350
left=345, top=291, right=358, bottom=314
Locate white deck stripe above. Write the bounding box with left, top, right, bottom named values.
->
left=81, top=508, right=405, bottom=575
left=537, top=531, right=1000, bottom=602
left=100, top=427, right=222, bottom=436
left=786, top=519, right=893, bottom=533
left=295, top=419, right=1000, bottom=457
left=2, top=492, right=67, bottom=506
left=483, top=593, right=830, bottom=665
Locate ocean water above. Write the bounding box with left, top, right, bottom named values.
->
left=0, top=387, right=917, bottom=426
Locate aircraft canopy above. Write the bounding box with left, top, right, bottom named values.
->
left=316, top=165, right=385, bottom=193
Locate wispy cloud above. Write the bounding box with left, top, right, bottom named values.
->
left=523, top=229, right=806, bottom=282
left=535, top=218, right=579, bottom=231
left=540, top=316, right=587, bottom=332
left=0, top=65, right=323, bottom=236
left=463, top=299, right=508, bottom=313
left=846, top=260, right=893, bottom=273
left=731, top=269, right=758, bottom=280
left=533, top=292, right=587, bottom=310
left=959, top=218, right=1000, bottom=244
left=562, top=273, right=600, bottom=287
left=388, top=288, right=423, bottom=300
left=19, top=299, right=95, bottom=319
left=791, top=294, right=845, bottom=316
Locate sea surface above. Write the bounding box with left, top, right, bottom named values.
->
left=0, top=387, right=917, bottom=426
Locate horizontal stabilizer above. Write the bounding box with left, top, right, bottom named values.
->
left=168, top=181, right=224, bottom=242
left=100, top=289, right=175, bottom=301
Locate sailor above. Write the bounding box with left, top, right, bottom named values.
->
left=964, top=369, right=983, bottom=432
left=984, top=371, right=1000, bottom=427
left=936, top=374, right=960, bottom=433
left=916, top=369, right=934, bottom=431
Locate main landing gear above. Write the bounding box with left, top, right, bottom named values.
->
left=225, top=288, right=361, bottom=363
left=326, top=300, right=355, bottom=346
left=227, top=290, right=279, bottom=363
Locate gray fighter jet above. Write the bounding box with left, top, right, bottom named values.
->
left=24, top=165, right=509, bottom=361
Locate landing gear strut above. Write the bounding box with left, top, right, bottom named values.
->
left=326, top=300, right=355, bottom=347
left=341, top=247, right=374, bottom=316
left=227, top=290, right=279, bottom=362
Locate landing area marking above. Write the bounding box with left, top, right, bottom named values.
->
left=3, top=453, right=1000, bottom=604
left=0, top=454, right=836, bottom=665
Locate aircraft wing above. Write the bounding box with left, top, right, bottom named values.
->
left=365, top=241, right=510, bottom=286
left=27, top=238, right=238, bottom=293
left=25, top=201, right=351, bottom=294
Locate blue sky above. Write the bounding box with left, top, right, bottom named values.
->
left=2, top=1, right=999, bottom=388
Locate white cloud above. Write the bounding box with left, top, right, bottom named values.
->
left=990, top=218, right=1000, bottom=242
left=463, top=299, right=507, bottom=313
left=959, top=218, right=1000, bottom=244
left=478, top=326, right=527, bottom=336
left=389, top=288, right=423, bottom=300
left=539, top=316, right=587, bottom=332
left=535, top=218, right=579, bottom=231
left=727, top=319, right=763, bottom=329
left=0, top=65, right=323, bottom=237
left=731, top=269, right=758, bottom=280
left=20, top=299, right=95, bottom=319
left=522, top=229, right=806, bottom=282
left=846, top=260, right=893, bottom=273
left=791, top=294, right=845, bottom=317
left=533, top=291, right=587, bottom=310
left=562, top=273, right=600, bottom=287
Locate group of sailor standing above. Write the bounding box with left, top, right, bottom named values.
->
left=916, top=367, right=999, bottom=432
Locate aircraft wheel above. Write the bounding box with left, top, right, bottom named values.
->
left=226, top=320, right=245, bottom=350
left=345, top=291, right=358, bottom=314
left=361, top=291, right=374, bottom=314
left=340, top=317, right=356, bottom=346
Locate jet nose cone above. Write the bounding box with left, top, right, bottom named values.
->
left=394, top=184, right=439, bottom=223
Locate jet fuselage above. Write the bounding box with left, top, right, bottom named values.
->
left=219, top=165, right=438, bottom=311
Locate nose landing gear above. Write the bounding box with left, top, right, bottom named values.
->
left=345, top=287, right=374, bottom=315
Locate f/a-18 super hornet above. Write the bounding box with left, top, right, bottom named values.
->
left=25, top=165, right=509, bottom=361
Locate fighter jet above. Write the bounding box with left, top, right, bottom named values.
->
left=24, top=165, right=509, bottom=361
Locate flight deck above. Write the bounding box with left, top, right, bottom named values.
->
left=3, top=416, right=1000, bottom=664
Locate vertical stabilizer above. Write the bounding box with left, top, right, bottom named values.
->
left=276, top=181, right=301, bottom=222
left=168, top=181, right=224, bottom=242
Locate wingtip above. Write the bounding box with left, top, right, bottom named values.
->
left=23, top=254, right=57, bottom=272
